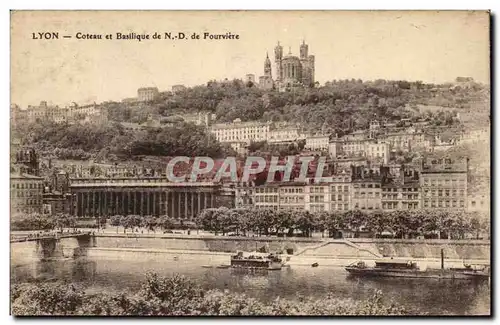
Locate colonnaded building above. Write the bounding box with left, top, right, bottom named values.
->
left=68, top=178, right=234, bottom=219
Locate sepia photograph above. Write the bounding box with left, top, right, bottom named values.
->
left=9, top=10, right=491, bottom=316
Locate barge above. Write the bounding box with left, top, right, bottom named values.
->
left=345, top=249, right=490, bottom=281
left=230, top=251, right=284, bottom=270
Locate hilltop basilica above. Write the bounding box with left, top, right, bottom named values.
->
left=257, top=41, right=315, bottom=91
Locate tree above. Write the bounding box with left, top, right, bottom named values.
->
left=120, top=216, right=132, bottom=233
left=141, top=215, right=156, bottom=233
left=252, top=209, right=276, bottom=237
left=276, top=210, right=295, bottom=237
left=313, top=211, right=329, bottom=238
left=343, top=210, right=367, bottom=238
left=294, top=211, right=315, bottom=237
left=159, top=215, right=175, bottom=232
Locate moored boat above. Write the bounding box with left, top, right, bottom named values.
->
left=230, top=251, right=283, bottom=270
left=345, top=249, right=490, bottom=281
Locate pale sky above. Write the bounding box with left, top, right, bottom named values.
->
left=11, top=11, right=490, bottom=108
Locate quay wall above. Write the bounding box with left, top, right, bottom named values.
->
left=92, top=235, right=490, bottom=260
left=10, top=235, right=490, bottom=267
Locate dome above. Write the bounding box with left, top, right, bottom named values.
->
left=282, top=55, right=300, bottom=62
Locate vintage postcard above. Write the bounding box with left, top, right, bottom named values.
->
left=10, top=10, right=491, bottom=316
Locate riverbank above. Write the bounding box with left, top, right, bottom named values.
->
left=89, top=233, right=490, bottom=260
left=83, top=246, right=489, bottom=269
left=10, top=232, right=490, bottom=268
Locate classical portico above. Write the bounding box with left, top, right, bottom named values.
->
left=69, top=178, right=221, bottom=219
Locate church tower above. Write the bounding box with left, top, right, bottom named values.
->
left=300, top=40, right=308, bottom=59
left=264, top=52, right=272, bottom=78
left=274, top=41, right=283, bottom=82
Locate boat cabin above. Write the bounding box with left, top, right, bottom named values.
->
left=374, top=259, right=418, bottom=270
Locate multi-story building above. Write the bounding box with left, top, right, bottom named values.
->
left=329, top=172, right=351, bottom=212
left=210, top=119, right=271, bottom=143
left=234, top=182, right=255, bottom=209
left=420, top=158, right=468, bottom=210
left=24, top=101, right=104, bottom=124
left=10, top=172, right=45, bottom=215
left=305, top=134, right=330, bottom=152
left=365, top=142, right=390, bottom=164
left=268, top=125, right=303, bottom=144
left=279, top=183, right=306, bottom=212
left=137, top=87, right=159, bottom=102
left=13, top=148, right=40, bottom=176
left=350, top=166, right=382, bottom=211
left=329, top=136, right=389, bottom=164
left=253, top=185, right=279, bottom=210
left=305, top=184, right=329, bottom=213
left=182, top=112, right=214, bottom=126
left=381, top=168, right=420, bottom=211
left=351, top=179, right=382, bottom=211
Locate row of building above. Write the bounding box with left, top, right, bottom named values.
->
left=10, top=156, right=489, bottom=218
left=11, top=101, right=108, bottom=125
left=208, top=118, right=490, bottom=160
left=245, top=160, right=482, bottom=213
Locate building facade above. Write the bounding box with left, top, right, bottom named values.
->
left=420, top=159, right=468, bottom=210
left=305, top=135, right=330, bottom=151
left=137, top=87, right=159, bottom=102
left=68, top=177, right=223, bottom=219
left=258, top=41, right=315, bottom=91
left=10, top=173, right=45, bottom=215
left=210, top=119, right=271, bottom=143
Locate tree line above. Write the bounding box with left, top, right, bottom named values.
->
left=13, top=120, right=235, bottom=161
left=195, top=208, right=490, bottom=240
left=108, top=215, right=195, bottom=233
left=11, top=272, right=409, bottom=316
left=11, top=208, right=490, bottom=241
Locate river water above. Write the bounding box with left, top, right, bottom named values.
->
left=11, top=251, right=490, bottom=316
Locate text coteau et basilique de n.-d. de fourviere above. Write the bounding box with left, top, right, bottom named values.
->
left=253, top=41, right=315, bottom=92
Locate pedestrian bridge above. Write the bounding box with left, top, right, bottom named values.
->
left=10, top=232, right=94, bottom=243
left=10, top=232, right=97, bottom=264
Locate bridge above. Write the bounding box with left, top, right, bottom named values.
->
left=10, top=231, right=94, bottom=243
left=10, top=232, right=97, bottom=263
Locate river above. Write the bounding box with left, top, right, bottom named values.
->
left=11, top=251, right=490, bottom=316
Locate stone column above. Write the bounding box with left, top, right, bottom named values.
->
left=191, top=192, right=195, bottom=219
left=152, top=191, right=157, bottom=216
left=127, top=191, right=131, bottom=215
left=157, top=191, right=161, bottom=216
left=91, top=191, right=96, bottom=217
left=197, top=192, right=202, bottom=216
left=118, top=192, right=121, bottom=215
left=101, top=191, right=105, bottom=216
left=77, top=192, right=82, bottom=217
left=177, top=192, right=181, bottom=219
left=204, top=192, right=209, bottom=210
left=86, top=192, right=90, bottom=217
left=146, top=191, right=151, bottom=216
left=135, top=192, right=139, bottom=215
left=160, top=192, right=170, bottom=215
left=184, top=192, right=188, bottom=219
left=211, top=192, right=215, bottom=208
